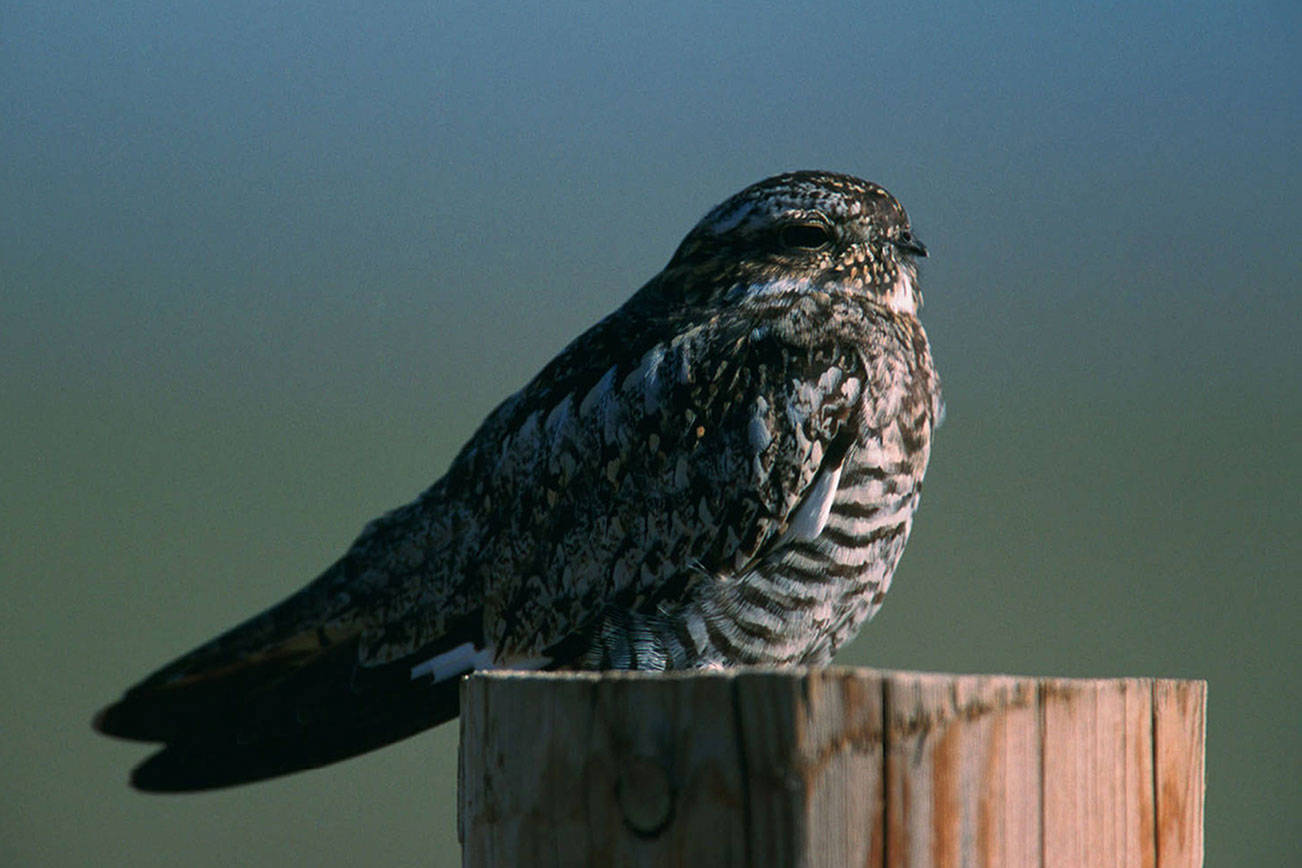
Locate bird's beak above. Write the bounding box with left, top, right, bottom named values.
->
left=894, top=234, right=927, bottom=258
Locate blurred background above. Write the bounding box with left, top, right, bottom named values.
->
left=3, top=2, right=1298, bottom=864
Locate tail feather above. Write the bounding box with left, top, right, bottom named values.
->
left=96, top=635, right=467, bottom=791
left=94, top=500, right=498, bottom=790
left=95, top=587, right=486, bottom=791
left=126, top=673, right=462, bottom=792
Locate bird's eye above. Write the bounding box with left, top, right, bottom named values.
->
left=777, top=222, right=833, bottom=251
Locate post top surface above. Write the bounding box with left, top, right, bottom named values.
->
left=465, top=666, right=1206, bottom=690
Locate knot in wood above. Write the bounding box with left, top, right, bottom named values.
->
left=615, top=755, right=674, bottom=838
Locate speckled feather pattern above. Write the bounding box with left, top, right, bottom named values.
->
left=96, top=171, right=941, bottom=789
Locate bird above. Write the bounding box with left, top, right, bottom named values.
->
left=94, top=170, right=942, bottom=791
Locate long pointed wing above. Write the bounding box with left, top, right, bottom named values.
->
left=92, top=498, right=484, bottom=790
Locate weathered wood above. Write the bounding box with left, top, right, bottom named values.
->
left=458, top=668, right=1205, bottom=868
left=884, top=672, right=1043, bottom=866
left=1153, top=680, right=1206, bottom=866
left=1040, top=678, right=1155, bottom=866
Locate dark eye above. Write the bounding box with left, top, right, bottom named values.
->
left=777, top=222, right=833, bottom=251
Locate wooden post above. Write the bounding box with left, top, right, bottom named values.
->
left=458, top=668, right=1205, bottom=868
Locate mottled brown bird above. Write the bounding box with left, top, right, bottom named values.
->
left=95, top=171, right=942, bottom=790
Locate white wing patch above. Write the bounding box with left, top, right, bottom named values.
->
left=787, top=463, right=843, bottom=540
left=409, top=642, right=495, bottom=682
left=409, top=644, right=553, bottom=683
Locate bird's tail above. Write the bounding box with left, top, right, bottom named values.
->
left=94, top=561, right=483, bottom=791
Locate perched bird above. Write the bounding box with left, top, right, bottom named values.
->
left=95, top=170, right=942, bottom=791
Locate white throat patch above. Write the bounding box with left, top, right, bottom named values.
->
left=884, top=265, right=918, bottom=316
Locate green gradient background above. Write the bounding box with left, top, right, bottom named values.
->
left=3, top=3, right=1298, bottom=864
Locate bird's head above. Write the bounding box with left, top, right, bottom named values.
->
left=666, top=170, right=927, bottom=315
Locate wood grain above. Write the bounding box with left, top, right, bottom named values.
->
left=458, top=668, right=1205, bottom=867
left=884, top=672, right=1041, bottom=867
left=1154, top=680, right=1206, bottom=867
left=1040, top=678, right=1155, bottom=867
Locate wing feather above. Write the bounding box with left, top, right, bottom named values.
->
left=93, top=275, right=910, bottom=790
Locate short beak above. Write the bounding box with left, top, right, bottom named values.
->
left=894, top=233, right=927, bottom=258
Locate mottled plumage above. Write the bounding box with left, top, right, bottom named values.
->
left=95, top=171, right=941, bottom=790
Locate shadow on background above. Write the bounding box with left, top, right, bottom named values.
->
left=3, top=3, right=1298, bottom=865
